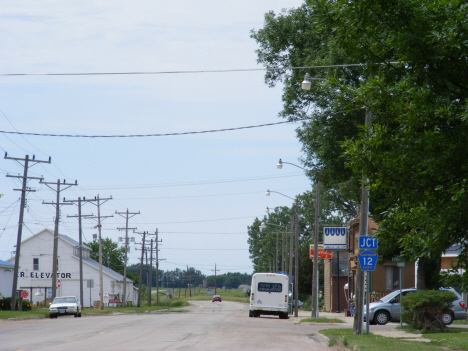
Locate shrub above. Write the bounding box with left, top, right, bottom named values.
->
left=0, top=298, right=32, bottom=311
left=401, top=290, right=457, bottom=330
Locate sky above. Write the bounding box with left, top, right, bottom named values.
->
left=0, top=0, right=311, bottom=276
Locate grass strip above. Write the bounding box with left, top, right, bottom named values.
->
left=320, top=327, right=468, bottom=351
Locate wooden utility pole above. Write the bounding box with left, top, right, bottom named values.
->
left=311, top=180, right=320, bottom=319
left=41, top=179, right=77, bottom=301
left=155, top=229, right=164, bottom=305
left=134, top=231, right=147, bottom=307
left=116, top=209, right=139, bottom=307
left=86, top=195, right=113, bottom=309
left=354, top=110, right=373, bottom=335
left=294, top=199, right=300, bottom=317
left=149, top=239, right=153, bottom=306
left=66, top=198, right=94, bottom=307
left=212, top=263, right=220, bottom=295
left=5, top=153, right=50, bottom=311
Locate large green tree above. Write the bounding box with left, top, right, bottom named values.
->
left=86, top=238, right=125, bottom=275
left=252, top=0, right=468, bottom=289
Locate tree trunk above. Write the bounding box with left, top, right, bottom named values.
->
left=417, top=257, right=441, bottom=290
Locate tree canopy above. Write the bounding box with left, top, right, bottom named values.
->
left=252, top=0, right=468, bottom=288
left=86, top=238, right=125, bottom=275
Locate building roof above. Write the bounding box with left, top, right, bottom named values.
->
left=443, top=244, right=463, bottom=256
left=0, top=259, right=14, bottom=268
left=59, top=234, right=91, bottom=251
left=81, top=257, right=132, bottom=282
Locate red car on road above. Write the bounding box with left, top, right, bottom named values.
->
left=212, top=295, right=222, bottom=302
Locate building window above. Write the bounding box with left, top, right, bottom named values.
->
left=33, top=258, right=39, bottom=270
left=385, top=266, right=399, bottom=290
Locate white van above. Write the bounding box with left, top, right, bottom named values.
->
left=249, top=273, right=289, bottom=319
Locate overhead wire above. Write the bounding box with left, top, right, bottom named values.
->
left=0, top=62, right=402, bottom=77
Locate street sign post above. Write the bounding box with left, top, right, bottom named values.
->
left=358, top=236, right=378, bottom=250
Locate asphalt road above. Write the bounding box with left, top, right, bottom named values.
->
left=0, top=301, right=346, bottom=351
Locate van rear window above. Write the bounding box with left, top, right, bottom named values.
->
left=258, top=282, right=282, bottom=293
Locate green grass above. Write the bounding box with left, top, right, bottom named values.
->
left=300, top=317, right=345, bottom=324
left=161, top=288, right=249, bottom=304
left=320, top=328, right=468, bottom=351
left=0, top=289, right=249, bottom=320
left=453, top=319, right=468, bottom=325
left=0, top=308, right=50, bottom=319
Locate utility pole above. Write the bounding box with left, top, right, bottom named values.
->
left=155, top=229, right=164, bottom=305
left=212, top=263, right=220, bottom=295
left=149, top=239, right=154, bottom=306
left=5, top=153, right=50, bottom=311
left=294, top=199, right=300, bottom=318
left=66, top=198, right=94, bottom=307
left=275, top=232, right=279, bottom=273
left=281, top=231, right=285, bottom=272
left=86, top=195, right=113, bottom=309
left=354, top=109, right=373, bottom=335
left=41, top=179, right=78, bottom=301
left=187, top=265, right=191, bottom=297
left=312, top=180, right=321, bottom=319
left=134, top=231, right=147, bottom=307
left=116, top=209, right=139, bottom=307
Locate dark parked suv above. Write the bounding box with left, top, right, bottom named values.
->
left=363, top=287, right=466, bottom=325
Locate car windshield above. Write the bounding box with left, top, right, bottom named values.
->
left=52, top=297, right=77, bottom=304
left=379, top=290, right=402, bottom=303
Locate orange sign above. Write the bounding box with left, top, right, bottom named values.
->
left=310, top=248, right=332, bottom=259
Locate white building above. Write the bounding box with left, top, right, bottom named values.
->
left=7, top=228, right=137, bottom=307
left=0, top=259, right=14, bottom=298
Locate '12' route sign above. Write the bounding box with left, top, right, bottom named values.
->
left=359, top=236, right=378, bottom=250
left=358, top=250, right=378, bottom=271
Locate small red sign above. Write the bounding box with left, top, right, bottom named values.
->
left=310, top=248, right=333, bottom=259
left=57, top=279, right=61, bottom=288
left=21, top=290, right=29, bottom=300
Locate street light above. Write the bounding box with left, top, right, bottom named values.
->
left=266, top=189, right=300, bottom=317
left=260, top=249, right=276, bottom=272
left=259, top=220, right=288, bottom=272
left=277, top=158, right=320, bottom=319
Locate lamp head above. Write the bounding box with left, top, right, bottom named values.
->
left=277, top=159, right=283, bottom=169
left=302, top=73, right=312, bottom=90
left=266, top=190, right=270, bottom=196
left=266, top=207, right=270, bottom=214
left=259, top=222, right=266, bottom=232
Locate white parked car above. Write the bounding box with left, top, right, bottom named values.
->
left=49, top=296, right=82, bottom=318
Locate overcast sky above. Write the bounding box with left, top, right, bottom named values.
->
left=0, top=0, right=311, bottom=276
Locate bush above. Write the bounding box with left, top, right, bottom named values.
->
left=0, top=298, right=32, bottom=311
left=401, top=290, right=457, bottom=330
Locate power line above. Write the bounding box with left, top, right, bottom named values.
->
left=0, top=120, right=293, bottom=138
left=0, top=108, right=353, bottom=139
left=0, top=63, right=402, bottom=77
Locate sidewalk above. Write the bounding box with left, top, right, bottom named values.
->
left=293, top=310, right=432, bottom=342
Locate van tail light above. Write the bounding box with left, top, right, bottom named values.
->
left=251, top=293, right=254, bottom=301
left=460, top=301, right=465, bottom=309
left=285, top=295, right=287, bottom=303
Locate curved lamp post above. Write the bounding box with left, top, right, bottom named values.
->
left=260, top=249, right=276, bottom=272
left=266, top=189, right=300, bottom=317
left=259, top=219, right=287, bottom=272
left=277, top=158, right=321, bottom=319
left=300, top=72, right=370, bottom=333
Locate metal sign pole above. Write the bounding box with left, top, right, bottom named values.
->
left=366, top=271, right=370, bottom=335
left=400, top=266, right=403, bottom=330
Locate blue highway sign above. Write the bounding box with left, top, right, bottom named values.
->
left=359, top=236, right=378, bottom=250
left=358, top=250, right=378, bottom=271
